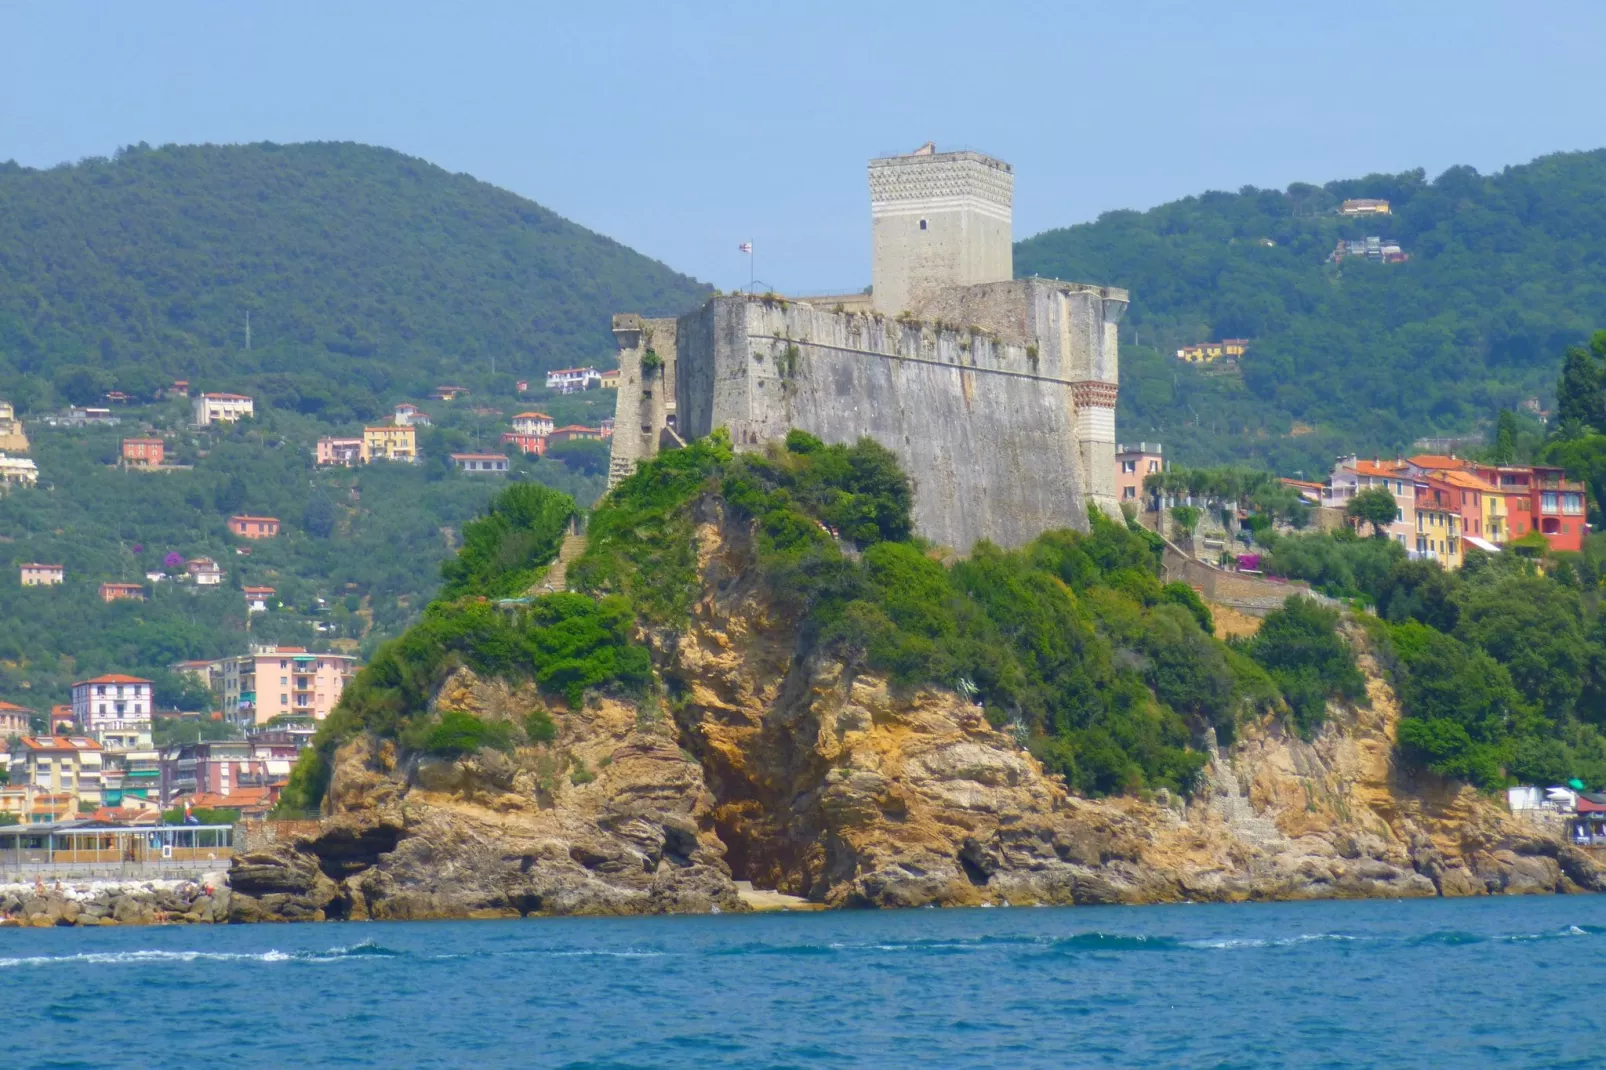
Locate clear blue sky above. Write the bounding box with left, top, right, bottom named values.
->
left=5, top=1, right=1606, bottom=294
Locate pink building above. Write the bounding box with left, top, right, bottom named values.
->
left=1115, top=442, right=1164, bottom=506
left=316, top=436, right=365, bottom=466
left=221, top=647, right=358, bottom=724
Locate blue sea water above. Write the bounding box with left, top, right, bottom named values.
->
left=4, top=895, right=1605, bottom=1068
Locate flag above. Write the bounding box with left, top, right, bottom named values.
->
left=738, top=242, right=752, bottom=254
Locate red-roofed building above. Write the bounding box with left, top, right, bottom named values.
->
left=19, top=562, right=64, bottom=586
left=99, top=582, right=146, bottom=604
left=1327, top=456, right=1415, bottom=547
left=0, top=700, right=33, bottom=736
left=429, top=385, right=469, bottom=401
left=244, top=586, right=276, bottom=614
left=71, top=674, right=153, bottom=730
left=122, top=437, right=165, bottom=467
left=451, top=453, right=510, bottom=474
left=547, top=425, right=605, bottom=444
left=228, top=515, right=281, bottom=539
left=511, top=412, right=554, bottom=437
left=500, top=432, right=547, bottom=456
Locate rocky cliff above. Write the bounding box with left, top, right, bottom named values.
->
left=230, top=501, right=1605, bottom=922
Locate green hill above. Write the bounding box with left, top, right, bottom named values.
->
left=0, top=141, right=707, bottom=715
left=1017, top=148, right=1606, bottom=471
left=0, top=141, right=708, bottom=419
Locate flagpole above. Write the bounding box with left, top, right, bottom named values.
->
left=749, top=242, right=755, bottom=294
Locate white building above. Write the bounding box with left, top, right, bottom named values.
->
left=545, top=367, right=600, bottom=394
left=20, top=563, right=64, bottom=586
left=393, top=403, right=432, bottom=427
left=193, top=392, right=255, bottom=426
left=186, top=557, right=224, bottom=586
left=0, top=453, right=39, bottom=488
left=71, top=674, right=154, bottom=732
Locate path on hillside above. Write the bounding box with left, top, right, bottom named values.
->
left=531, top=533, right=587, bottom=594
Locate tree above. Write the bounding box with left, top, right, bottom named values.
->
left=1491, top=409, right=1519, bottom=464
left=1346, top=486, right=1400, bottom=538
left=544, top=438, right=610, bottom=476
left=303, top=494, right=336, bottom=539
left=1169, top=505, right=1200, bottom=539
left=1555, top=343, right=1604, bottom=432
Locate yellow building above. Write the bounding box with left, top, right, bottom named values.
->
left=1414, top=479, right=1463, bottom=569
left=1175, top=339, right=1249, bottom=364
left=1441, top=470, right=1506, bottom=545
left=1340, top=198, right=1392, bottom=216
left=363, top=424, right=418, bottom=463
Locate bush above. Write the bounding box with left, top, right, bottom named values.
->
left=1246, top=597, right=1365, bottom=736
left=526, top=708, right=557, bottom=743
left=440, top=482, right=576, bottom=599
left=413, top=710, right=512, bottom=757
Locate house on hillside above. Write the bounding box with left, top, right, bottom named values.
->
left=19, top=563, right=64, bottom=587
left=193, top=393, right=254, bottom=426
left=393, top=403, right=432, bottom=427
left=228, top=515, right=281, bottom=539
left=0, top=453, right=39, bottom=488
left=315, top=436, right=365, bottom=467
left=10, top=736, right=104, bottom=810
left=98, top=582, right=146, bottom=604
left=244, top=586, right=275, bottom=614
left=363, top=424, right=417, bottom=463
left=500, top=432, right=546, bottom=456
left=122, top=437, right=165, bottom=467
left=1326, top=457, right=1416, bottom=546
left=0, top=400, right=29, bottom=452
left=600, top=369, right=621, bottom=390
left=1339, top=198, right=1391, bottom=216
left=186, top=557, right=223, bottom=586
left=512, top=412, right=554, bottom=437
left=451, top=453, right=509, bottom=474
left=546, top=367, right=600, bottom=394
left=429, top=385, right=469, bottom=402
left=547, top=425, right=604, bottom=445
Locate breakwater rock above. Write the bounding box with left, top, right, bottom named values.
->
left=0, top=875, right=231, bottom=927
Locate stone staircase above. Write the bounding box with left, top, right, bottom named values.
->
left=532, top=533, right=588, bottom=595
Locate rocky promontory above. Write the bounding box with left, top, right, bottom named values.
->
left=227, top=503, right=1605, bottom=922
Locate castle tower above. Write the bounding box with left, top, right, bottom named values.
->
left=869, top=142, right=1014, bottom=316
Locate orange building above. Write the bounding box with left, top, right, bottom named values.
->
left=122, top=437, right=165, bottom=467
left=99, top=582, right=146, bottom=604
left=228, top=515, right=281, bottom=539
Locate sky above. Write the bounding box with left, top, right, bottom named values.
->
left=5, top=1, right=1606, bottom=294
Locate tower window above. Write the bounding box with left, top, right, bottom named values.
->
left=919, top=219, right=927, bottom=230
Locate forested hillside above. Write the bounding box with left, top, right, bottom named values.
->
left=1018, top=149, right=1606, bottom=471
left=0, top=141, right=708, bottom=419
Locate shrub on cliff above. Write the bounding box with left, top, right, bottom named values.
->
left=407, top=710, right=513, bottom=757
left=440, top=482, right=576, bottom=600
left=1244, top=596, right=1366, bottom=737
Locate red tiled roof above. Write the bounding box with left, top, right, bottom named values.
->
left=0, top=700, right=33, bottom=713
left=451, top=453, right=507, bottom=461
left=1350, top=460, right=1405, bottom=478
left=551, top=425, right=600, bottom=434
left=18, top=563, right=63, bottom=570
left=243, top=586, right=276, bottom=595
left=1408, top=454, right=1468, bottom=471
left=513, top=412, right=552, bottom=420
left=74, top=674, right=152, bottom=686
left=17, top=735, right=102, bottom=751
left=229, top=515, right=281, bottom=523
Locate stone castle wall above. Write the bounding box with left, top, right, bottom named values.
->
left=650, top=281, right=1123, bottom=551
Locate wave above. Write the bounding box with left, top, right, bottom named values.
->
left=0, top=939, right=402, bottom=969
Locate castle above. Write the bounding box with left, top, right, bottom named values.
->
left=606, top=142, right=1126, bottom=551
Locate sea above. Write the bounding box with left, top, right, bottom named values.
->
left=4, top=895, right=1604, bottom=1068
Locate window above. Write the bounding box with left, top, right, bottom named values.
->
left=1564, top=492, right=1584, bottom=515
left=1121, top=460, right=1136, bottom=474
left=280, top=694, right=289, bottom=706
left=1542, top=492, right=1559, bottom=513
left=1123, top=486, right=1135, bottom=499
left=919, top=219, right=927, bottom=230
